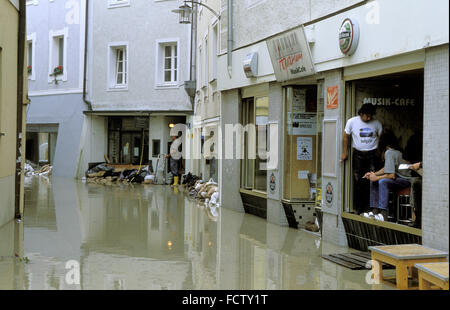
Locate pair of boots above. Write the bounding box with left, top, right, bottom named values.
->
left=171, top=176, right=179, bottom=187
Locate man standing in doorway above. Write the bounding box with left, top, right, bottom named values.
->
left=167, top=133, right=181, bottom=187
left=341, top=103, right=383, bottom=215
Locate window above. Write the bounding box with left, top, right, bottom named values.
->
left=164, top=45, right=177, bottom=83
left=219, top=0, right=228, bottom=54
left=211, top=23, right=218, bottom=81
left=108, top=43, right=128, bottom=89
left=203, top=36, right=208, bottom=87
left=108, top=0, right=130, bottom=9
left=197, top=43, right=202, bottom=90
left=241, top=96, right=269, bottom=193
left=27, top=33, right=36, bottom=80
left=49, top=28, right=68, bottom=83
left=156, top=39, right=179, bottom=87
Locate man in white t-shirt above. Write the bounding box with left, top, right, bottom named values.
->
left=341, top=103, right=383, bottom=214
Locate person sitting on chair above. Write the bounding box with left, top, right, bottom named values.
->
left=364, top=130, right=411, bottom=221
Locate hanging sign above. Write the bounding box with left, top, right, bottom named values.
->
left=339, top=18, right=360, bottom=56
left=326, top=86, right=339, bottom=110
left=267, top=26, right=315, bottom=82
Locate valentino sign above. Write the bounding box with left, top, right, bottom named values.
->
left=267, top=26, right=315, bottom=82
left=339, top=18, right=360, bottom=56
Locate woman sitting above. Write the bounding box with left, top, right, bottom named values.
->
left=364, top=130, right=411, bottom=221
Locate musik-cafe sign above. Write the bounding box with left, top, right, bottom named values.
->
left=267, top=26, right=315, bottom=82
left=363, top=97, right=417, bottom=106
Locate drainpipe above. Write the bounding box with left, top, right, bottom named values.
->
left=83, top=0, right=92, bottom=111
left=15, top=0, right=26, bottom=219
left=227, top=0, right=233, bottom=77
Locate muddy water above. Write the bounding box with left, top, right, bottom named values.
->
left=0, top=177, right=394, bottom=290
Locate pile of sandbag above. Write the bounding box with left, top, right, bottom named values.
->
left=85, top=163, right=153, bottom=185
left=180, top=173, right=220, bottom=209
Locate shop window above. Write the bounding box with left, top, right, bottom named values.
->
left=241, top=96, right=269, bottom=193
left=343, top=69, right=424, bottom=229
left=283, top=85, right=322, bottom=202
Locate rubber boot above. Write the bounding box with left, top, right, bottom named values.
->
left=172, top=176, right=179, bottom=187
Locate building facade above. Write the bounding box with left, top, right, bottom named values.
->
left=82, top=0, right=192, bottom=175
left=215, top=0, right=449, bottom=252
left=25, top=0, right=88, bottom=178
left=0, top=0, right=27, bottom=227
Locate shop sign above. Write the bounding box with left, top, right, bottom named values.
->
left=269, top=173, right=276, bottom=193
left=326, top=85, right=339, bottom=110
left=325, top=183, right=333, bottom=206
left=266, top=26, right=315, bottom=82
left=363, top=97, right=416, bottom=107
left=339, top=18, right=360, bottom=56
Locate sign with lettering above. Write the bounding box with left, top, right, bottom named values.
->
left=327, top=86, right=339, bottom=109
left=363, top=98, right=416, bottom=106
left=267, top=26, right=315, bottom=82
left=288, top=113, right=316, bottom=135
left=339, top=18, right=360, bottom=56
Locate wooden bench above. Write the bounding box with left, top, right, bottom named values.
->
left=415, top=262, right=449, bottom=290
left=368, top=244, right=448, bottom=290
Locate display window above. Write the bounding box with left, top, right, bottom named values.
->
left=240, top=96, right=269, bottom=193
left=343, top=69, right=424, bottom=229
left=283, top=85, right=324, bottom=203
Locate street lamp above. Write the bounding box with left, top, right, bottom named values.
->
left=172, top=1, right=220, bottom=24
left=171, top=3, right=193, bottom=24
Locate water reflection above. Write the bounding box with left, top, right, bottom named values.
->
left=0, top=177, right=393, bottom=290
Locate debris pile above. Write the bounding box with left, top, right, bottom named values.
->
left=85, top=163, right=153, bottom=185
left=24, top=162, right=52, bottom=177
left=181, top=173, right=220, bottom=211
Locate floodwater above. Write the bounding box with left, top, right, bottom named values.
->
left=0, top=176, right=394, bottom=290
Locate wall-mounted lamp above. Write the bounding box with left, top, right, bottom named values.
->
left=172, top=1, right=220, bottom=25
left=169, top=123, right=175, bottom=128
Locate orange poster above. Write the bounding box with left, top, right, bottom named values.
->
left=327, top=85, right=339, bottom=109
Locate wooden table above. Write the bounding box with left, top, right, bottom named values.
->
left=368, top=244, right=448, bottom=290
left=415, top=262, right=449, bottom=290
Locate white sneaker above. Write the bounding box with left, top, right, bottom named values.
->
left=374, top=213, right=384, bottom=221
left=363, top=212, right=374, bottom=218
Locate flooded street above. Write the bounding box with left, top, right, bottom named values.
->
left=0, top=177, right=394, bottom=290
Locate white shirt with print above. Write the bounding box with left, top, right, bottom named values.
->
left=344, top=116, right=383, bottom=151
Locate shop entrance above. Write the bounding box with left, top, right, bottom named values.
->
left=344, top=69, right=424, bottom=228
left=108, top=117, right=149, bottom=165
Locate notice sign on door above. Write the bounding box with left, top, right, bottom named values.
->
left=327, top=85, right=339, bottom=110
left=297, top=137, right=313, bottom=161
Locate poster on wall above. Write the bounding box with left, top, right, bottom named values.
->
left=293, top=88, right=306, bottom=112
left=288, top=113, right=317, bottom=135
left=297, top=137, right=313, bottom=161
left=327, top=85, right=339, bottom=109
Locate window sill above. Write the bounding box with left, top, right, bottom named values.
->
left=239, top=188, right=267, bottom=199
left=107, top=86, right=129, bottom=92
left=155, top=83, right=180, bottom=89
left=108, top=3, right=131, bottom=9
